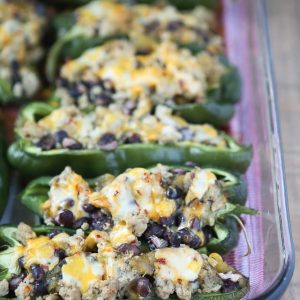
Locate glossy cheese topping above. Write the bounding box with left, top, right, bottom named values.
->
left=42, top=167, right=91, bottom=219
left=60, top=40, right=224, bottom=102
left=110, top=222, right=137, bottom=247
left=21, top=105, right=226, bottom=149
left=19, top=236, right=59, bottom=271
left=155, top=246, right=203, bottom=283
left=62, top=253, right=104, bottom=293
left=90, top=168, right=176, bottom=222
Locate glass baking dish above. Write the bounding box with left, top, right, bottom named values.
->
left=0, top=0, right=295, bottom=299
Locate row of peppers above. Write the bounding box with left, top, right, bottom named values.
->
left=0, top=1, right=255, bottom=299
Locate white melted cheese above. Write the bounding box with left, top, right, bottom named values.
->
left=185, top=169, right=217, bottom=204
left=89, top=168, right=176, bottom=222
left=155, top=246, right=203, bottom=283
left=43, top=167, right=91, bottom=219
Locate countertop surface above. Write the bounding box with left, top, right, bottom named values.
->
left=268, top=0, right=299, bottom=298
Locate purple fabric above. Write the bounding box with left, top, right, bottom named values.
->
left=223, top=1, right=265, bottom=298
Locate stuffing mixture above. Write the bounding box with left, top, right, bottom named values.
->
left=0, top=222, right=247, bottom=299
left=56, top=39, right=225, bottom=110
left=19, top=104, right=227, bottom=151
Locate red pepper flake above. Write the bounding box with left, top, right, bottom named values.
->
left=157, top=258, right=167, bottom=264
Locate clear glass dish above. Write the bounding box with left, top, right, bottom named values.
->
left=1, top=0, right=294, bottom=299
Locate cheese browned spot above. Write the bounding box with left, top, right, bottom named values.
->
left=154, top=246, right=203, bottom=283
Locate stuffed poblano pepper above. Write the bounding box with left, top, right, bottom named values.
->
left=48, top=2, right=241, bottom=112
left=0, top=223, right=249, bottom=299
left=51, top=39, right=239, bottom=126
left=8, top=102, right=252, bottom=176
left=0, top=116, right=9, bottom=217
left=19, top=165, right=255, bottom=255
left=0, top=0, right=45, bottom=104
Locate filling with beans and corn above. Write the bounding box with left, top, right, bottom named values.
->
left=0, top=0, right=44, bottom=98
left=0, top=223, right=248, bottom=299
left=55, top=39, right=225, bottom=110
left=19, top=104, right=227, bottom=151
left=41, top=164, right=228, bottom=251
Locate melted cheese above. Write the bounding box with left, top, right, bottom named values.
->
left=154, top=246, right=203, bottom=283
left=110, top=222, right=137, bottom=248
left=185, top=169, right=216, bottom=204
left=60, top=40, right=219, bottom=101
left=42, top=167, right=91, bottom=219
left=22, top=236, right=59, bottom=271
left=62, top=253, right=104, bottom=293
left=90, top=168, right=176, bottom=222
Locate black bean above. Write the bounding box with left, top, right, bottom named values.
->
left=54, top=130, right=69, bottom=144
left=159, top=216, right=175, bottom=227
left=9, top=273, right=25, bottom=292
left=169, top=232, right=181, bottom=248
left=177, top=228, right=201, bottom=249
left=98, top=133, right=118, bottom=151
left=190, top=217, right=202, bottom=231
left=82, top=203, right=97, bottom=213
left=72, top=217, right=92, bottom=229
left=90, top=216, right=113, bottom=231
left=202, top=226, right=214, bottom=243
left=101, top=79, right=115, bottom=93
left=33, top=280, right=48, bottom=296
left=167, top=20, right=184, bottom=31
left=93, top=93, right=112, bottom=106
left=144, top=223, right=165, bottom=239
left=175, top=212, right=185, bottom=227
left=47, top=230, right=60, bottom=239
left=116, top=243, right=141, bottom=256
left=123, top=133, right=142, bottom=144
left=36, top=135, right=56, bottom=150
left=56, top=209, right=74, bottom=227
left=62, top=137, right=83, bottom=150
left=18, top=256, right=25, bottom=269
left=68, top=86, right=81, bottom=98
left=30, top=264, right=45, bottom=281
left=54, top=249, right=66, bottom=260
left=221, top=279, right=240, bottom=293
left=136, top=277, right=151, bottom=297
left=65, top=198, right=75, bottom=208
left=166, top=186, right=183, bottom=199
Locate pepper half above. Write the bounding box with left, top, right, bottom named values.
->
left=8, top=102, right=252, bottom=177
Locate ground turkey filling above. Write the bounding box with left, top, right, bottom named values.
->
left=55, top=39, right=225, bottom=110
left=19, top=104, right=226, bottom=151
left=41, top=164, right=227, bottom=252
left=0, top=222, right=246, bottom=299
left=0, top=0, right=44, bottom=98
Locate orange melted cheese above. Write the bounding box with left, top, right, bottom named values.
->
left=62, top=253, right=104, bottom=293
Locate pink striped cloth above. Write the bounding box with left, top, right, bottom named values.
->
left=223, top=0, right=265, bottom=298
